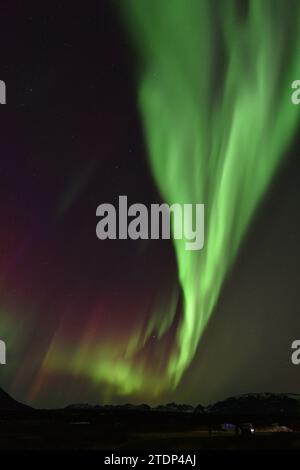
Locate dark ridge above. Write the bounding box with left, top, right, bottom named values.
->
left=0, top=388, right=32, bottom=411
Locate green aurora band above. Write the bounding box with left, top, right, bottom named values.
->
left=118, top=0, right=300, bottom=387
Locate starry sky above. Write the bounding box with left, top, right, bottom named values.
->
left=1, top=0, right=300, bottom=408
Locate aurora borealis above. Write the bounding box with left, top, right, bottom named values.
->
left=1, top=0, right=300, bottom=408
left=118, top=0, right=300, bottom=386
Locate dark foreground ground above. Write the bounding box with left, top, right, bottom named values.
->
left=1, top=409, right=300, bottom=450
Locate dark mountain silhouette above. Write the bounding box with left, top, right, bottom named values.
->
left=207, top=393, right=300, bottom=415
left=194, top=404, right=205, bottom=414
left=155, top=403, right=194, bottom=413
left=64, top=394, right=300, bottom=416
left=0, top=387, right=31, bottom=411
left=1, top=387, right=300, bottom=416
left=65, top=402, right=195, bottom=413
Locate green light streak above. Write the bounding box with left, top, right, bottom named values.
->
left=118, top=0, right=300, bottom=385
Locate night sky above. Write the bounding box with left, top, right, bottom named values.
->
left=1, top=0, right=300, bottom=408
